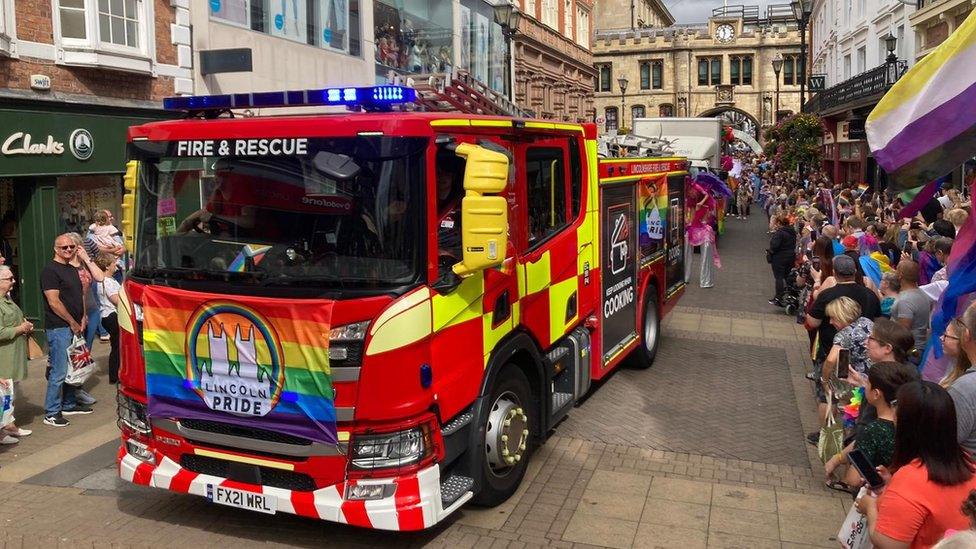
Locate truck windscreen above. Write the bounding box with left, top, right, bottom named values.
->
left=130, top=136, right=427, bottom=290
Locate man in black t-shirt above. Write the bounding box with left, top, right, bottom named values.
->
left=40, top=234, right=92, bottom=427
left=805, top=254, right=881, bottom=442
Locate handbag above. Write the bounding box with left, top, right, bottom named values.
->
left=818, top=391, right=845, bottom=463
left=65, top=334, right=96, bottom=386
left=765, top=249, right=773, bottom=263
left=27, top=335, right=45, bottom=360
left=838, top=487, right=873, bottom=549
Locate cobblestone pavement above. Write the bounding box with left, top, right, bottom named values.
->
left=0, top=214, right=850, bottom=548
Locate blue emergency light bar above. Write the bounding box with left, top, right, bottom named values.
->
left=162, top=85, right=417, bottom=112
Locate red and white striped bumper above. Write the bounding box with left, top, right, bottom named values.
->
left=118, top=450, right=471, bottom=531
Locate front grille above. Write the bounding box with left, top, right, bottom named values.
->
left=180, top=454, right=316, bottom=491
left=179, top=418, right=312, bottom=446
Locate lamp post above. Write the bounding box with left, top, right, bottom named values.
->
left=493, top=1, right=522, bottom=102
left=791, top=0, right=813, bottom=112
left=772, top=54, right=783, bottom=123
left=618, top=76, right=628, bottom=131
left=883, top=32, right=899, bottom=84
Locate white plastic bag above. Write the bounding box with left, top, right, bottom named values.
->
left=838, top=487, right=873, bottom=549
left=65, top=335, right=96, bottom=386
left=0, top=379, right=13, bottom=427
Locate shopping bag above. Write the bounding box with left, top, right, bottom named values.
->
left=818, top=392, right=845, bottom=463
left=28, top=336, right=45, bottom=360
left=838, top=487, right=873, bottom=549
left=0, top=379, right=13, bottom=428
left=65, top=335, right=96, bottom=386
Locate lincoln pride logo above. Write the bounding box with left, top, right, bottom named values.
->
left=185, top=303, right=285, bottom=417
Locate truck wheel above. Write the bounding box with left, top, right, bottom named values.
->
left=630, top=289, right=660, bottom=369
left=471, top=365, right=534, bottom=506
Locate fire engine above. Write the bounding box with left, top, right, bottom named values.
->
left=114, top=82, right=687, bottom=531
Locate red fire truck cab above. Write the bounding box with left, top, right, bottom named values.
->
left=115, top=86, right=687, bottom=531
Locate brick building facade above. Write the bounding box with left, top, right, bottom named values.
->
left=0, top=0, right=186, bottom=329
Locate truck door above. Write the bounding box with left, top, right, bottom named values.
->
left=516, top=137, right=584, bottom=349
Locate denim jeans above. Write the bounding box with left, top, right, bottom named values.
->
left=45, top=327, right=77, bottom=416
left=86, top=286, right=104, bottom=347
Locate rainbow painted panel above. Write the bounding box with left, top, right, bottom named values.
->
left=142, top=286, right=338, bottom=445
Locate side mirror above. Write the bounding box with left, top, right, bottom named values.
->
left=452, top=143, right=509, bottom=278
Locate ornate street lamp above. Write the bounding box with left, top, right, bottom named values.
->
left=790, top=0, right=813, bottom=112
left=493, top=2, right=522, bottom=101
left=883, top=32, right=899, bottom=84
left=618, top=77, right=628, bottom=130
left=772, top=54, right=783, bottom=123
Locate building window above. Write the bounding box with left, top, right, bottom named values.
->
left=595, top=63, right=612, bottom=92
left=563, top=0, right=572, bottom=38
left=659, top=103, right=674, bottom=117
left=542, top=0, right=558, bottom=28
left=843, top=54, right=851, bottom=79
left=856, top=45, right=866, bottom=73
left=698, top=57, right=721, bottom=86
left=631, top=105, right=645, bottom=124
left=575, top=7, right=589, bottom=47
left=640, top=61, right=663, bottom=89
left=782, top=54, right=800, bottom=85
left=56, top=0, right=153, bottom=60
left=526, top=147, right=568, bottom=247
left=209, top=1, right=362, bottom=56
left=730, top=55, right=752, bottom=85
left=526, top=0, right=536, bottom=17
left=605, top=107, right=618, bottom=131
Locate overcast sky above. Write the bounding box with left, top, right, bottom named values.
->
left=663, top=0, right=775, bottom=24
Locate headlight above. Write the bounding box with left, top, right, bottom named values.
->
left=330, top=321, right=369, bottom=342
left=117, top=393, right=150, bottom=435
left=349, top=425, right=432, bottom=470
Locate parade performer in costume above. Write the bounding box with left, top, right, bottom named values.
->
left=684, top=175, right=722, bottom=288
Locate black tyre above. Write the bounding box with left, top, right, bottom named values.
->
left=630, top=288, right=660, bottom=369
left=785, top=303, right=797, bottom=316
left=471, top=365, right=535, bottom=506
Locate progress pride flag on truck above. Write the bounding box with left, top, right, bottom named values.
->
left=141, top=285, right=338, bottom=445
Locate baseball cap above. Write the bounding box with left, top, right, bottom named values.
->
left=833, top=254, right=857, bottom=276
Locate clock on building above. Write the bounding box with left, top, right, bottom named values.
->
left=715, top=24, right=735, bottom=43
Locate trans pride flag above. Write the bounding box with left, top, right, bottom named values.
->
left=866, top=9, right=976, bottom=191
left=141, top=285, right=338, bottom=445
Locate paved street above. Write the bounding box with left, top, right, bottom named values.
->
left=0, top=214, right=852, bottom=548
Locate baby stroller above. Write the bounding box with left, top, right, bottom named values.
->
left=782, top=266, right=803, bottom=316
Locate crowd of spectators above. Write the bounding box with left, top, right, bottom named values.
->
left=740, top=148, right=976, bottom=548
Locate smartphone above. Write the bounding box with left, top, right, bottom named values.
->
left=848, top=449, right=885, bottom=489
left=837, top=349, right=851, bottom=379
left=903, top=240, right=914, bottom=254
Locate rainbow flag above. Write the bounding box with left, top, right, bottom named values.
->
left=228, top=244, right=272, bottom=272
left=866, top=9, right=976, bottom=191
left=141, top=285, right=338, bottom=445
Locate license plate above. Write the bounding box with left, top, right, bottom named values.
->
left=206, top=484, right=277, bottom=515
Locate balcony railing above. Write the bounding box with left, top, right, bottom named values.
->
left=806, top=60, right=908, bottom=114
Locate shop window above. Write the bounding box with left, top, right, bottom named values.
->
left=730, top=56, right=752, bottom=85
left=56, top=0, right=151, bottom=59
left=698, top=57, right=721, bottom=86
left=525, top=147, right=568, bottom=248
left=595, top=63, right=612, bottom=92
left=375, top=0, right=454, bottom=76
left=659, top=103, right=674, bottom=117
left=605, top=107, right=618, bottom=131
left=631, top=105, right=645, bottom=125
left=209, top=1, right=361, bottom=55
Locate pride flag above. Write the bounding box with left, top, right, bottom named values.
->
left=141, top=285, right=338, bottom=445
left=866, top=9, right=976, bottom=191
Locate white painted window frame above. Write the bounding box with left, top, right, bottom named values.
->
left=0, top=0, right=16, bottom=56
left=52, top=0, right=157, bottom=75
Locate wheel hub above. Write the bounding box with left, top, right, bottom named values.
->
left=644, top=301, right=658, bottom=351
left=484, top=393, right=529, bottom=474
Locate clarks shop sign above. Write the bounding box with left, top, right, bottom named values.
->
left=0, top=107, right=165, bottom=177
left=1, top=129, right=94, bottom=161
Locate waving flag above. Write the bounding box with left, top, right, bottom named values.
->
left=866, top=9, right=976, bottom=191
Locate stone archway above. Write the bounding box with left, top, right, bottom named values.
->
left=698, top=107, right=761, bottom=140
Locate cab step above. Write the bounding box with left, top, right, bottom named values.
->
left=440, top=474, right=475, bottom=506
